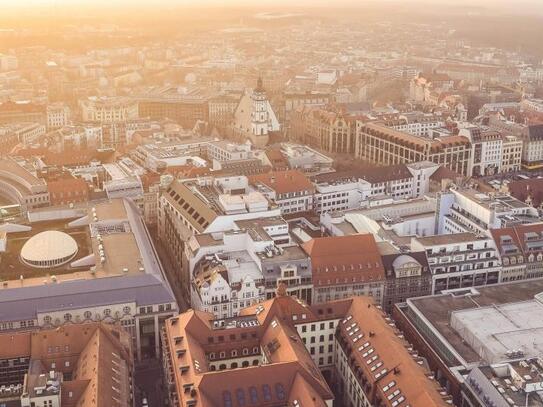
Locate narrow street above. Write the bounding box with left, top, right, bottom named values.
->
left=135, top=359, right=165, bottom=407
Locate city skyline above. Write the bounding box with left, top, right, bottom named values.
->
left=0, top=1, right=543, bottom=406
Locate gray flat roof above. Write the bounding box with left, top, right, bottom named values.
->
left=451, top=300, right=543, bottom=363
left=407, top=278, right=543, bottom=365
left=0, top=274, right=175, bottom=322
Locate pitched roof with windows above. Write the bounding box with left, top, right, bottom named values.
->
left=162, top=295, right=335, bottom=407
left=491, top=223, right=543, bottom=257
left=0, top=323, right=133, bottom=407
left=337, top=297, right=450, bottom=406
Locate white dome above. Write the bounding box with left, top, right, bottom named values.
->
left=21, top=231, right=78, bottom=268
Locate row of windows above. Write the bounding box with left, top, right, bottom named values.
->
left=222, top=383, right=285, bottom=406
left=207, top=332, right=258, bottom=344
left=42, top=303, right=168, bottom=325
left=299, top=321, right=335, bottom=333
left=208, top=347, right=260, bottom=360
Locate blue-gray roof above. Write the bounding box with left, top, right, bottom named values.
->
left=0, top=274, right=176, bottom=322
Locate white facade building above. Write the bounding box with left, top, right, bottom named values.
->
left=459, top=126, right=504, bottom=176
left=411, top=233, right=501, bottom=294
left=437, top=188, right=540, bottom=236
left=313, top=161, right=439, bottom=214
left=187, top=227, right=312, bottom=319
left=46, top=103, right=70, bottom=130
left=388, top=112, right=446, bottom=137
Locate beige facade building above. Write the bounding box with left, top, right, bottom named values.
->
left=501, top=135, right=523, bottom=173
left=290, top=106, right=356, bottom=154
left=356, top=122, right=472, bottom=175
left=80, top=96, right=138, bottom=123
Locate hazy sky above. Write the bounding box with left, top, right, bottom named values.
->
left=0, top=0, right=541, bottom=6
left=0, top=0, right=541, bottom=17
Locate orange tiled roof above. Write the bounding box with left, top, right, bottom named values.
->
left=249, top=169, right=315, bottom=195
left=302, top=234, right=386, bottom=286
left=338, top=297, right=450, bottom=406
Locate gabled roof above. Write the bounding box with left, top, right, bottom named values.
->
left=164, top=295, right=335, bottom=407
left=490, top=223, right=543, bottom=256
left=302, top=234, right=385, bottom=286
left=338, top=297, right=449, bottom=406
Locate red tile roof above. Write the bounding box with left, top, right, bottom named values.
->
left=47, top=176, right=88, bottom=193
left=507, top=178, right=543, bottom=207
left=249, top=170, right=315, bottom=195
left=338, top=297, right=450, bottom=406
left=302, top=234, right=386, bottom=286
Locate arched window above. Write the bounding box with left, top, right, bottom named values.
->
left=64, top=313, right=72, bottom=322
left=236, top=389, right=246, bottom=407
left=231, top=362, right=238, bottom=369
left=83, top=311, right=92, bottom=320
left=103, top=308, right=111, bottom=317
left=219, top=364, right=227, bottom=370
left=242, top=361, right=249, bottom=368
left=222, top=391, right=232, bottom=407
left=275, top=383, right=286, bottom=400
left=249, top=387, right=258, bottom=404
left=262, top=385, right=272, bottom=402
left=44, top=316, right=52, bottom=324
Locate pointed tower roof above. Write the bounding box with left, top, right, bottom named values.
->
left=255, top=76, right=265, bottom=93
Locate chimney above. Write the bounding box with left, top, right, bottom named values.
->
left=276, top=282, right=287, bottom=297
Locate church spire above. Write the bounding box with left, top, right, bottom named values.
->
left=255, top=76, right=264, bottom=93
